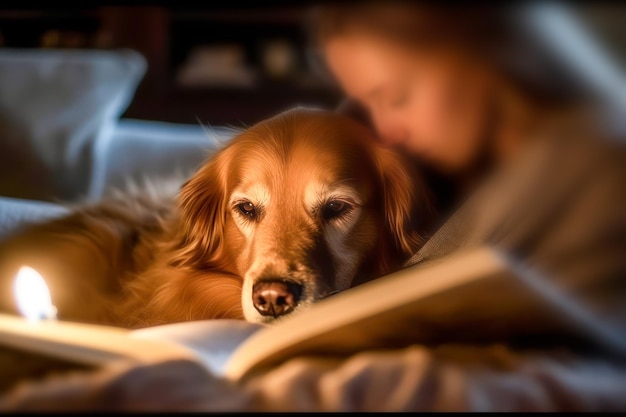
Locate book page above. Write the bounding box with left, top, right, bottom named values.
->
left=224, top=247, right=626, bottom=381
left=130, top=319, right=264, bottom=376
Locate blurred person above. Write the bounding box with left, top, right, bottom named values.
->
left=312, top=2, right=625, bottom=218
left=307, top=3, right=626, bottom=281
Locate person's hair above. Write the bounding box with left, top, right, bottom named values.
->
left=307, top=1, right=592, bottom=106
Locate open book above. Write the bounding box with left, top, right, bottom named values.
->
left=1, top=246, right=625, bottom=391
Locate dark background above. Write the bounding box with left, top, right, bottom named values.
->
left=0, top=4, right=341, bottom=126
left=0, top=3, right=623, bottom=126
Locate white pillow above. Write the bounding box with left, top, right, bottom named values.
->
left=0, top=48, right=146, bottom=202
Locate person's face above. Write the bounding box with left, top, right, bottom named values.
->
left=324, top=33, right=494, bottom=173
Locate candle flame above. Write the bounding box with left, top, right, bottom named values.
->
left=14, top=266, right=57, bottom=321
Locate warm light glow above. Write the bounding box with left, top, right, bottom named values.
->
left=14, top=266, right=57, bottom=321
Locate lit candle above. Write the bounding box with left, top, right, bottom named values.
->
left=0, top=266, right=197, bottom=369
left=13, top=266, right=58, bottom=322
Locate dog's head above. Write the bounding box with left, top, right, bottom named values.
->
left=173, top=109, right=427, bottom=323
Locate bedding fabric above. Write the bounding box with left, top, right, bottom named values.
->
left=0, top=112, right=625, bottom=411
left=0, top=197, right=68, bottom=240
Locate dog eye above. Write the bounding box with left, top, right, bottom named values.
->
left=236, top=201, right=257, bottom=219
left=322, top=200, right=352, bottom=222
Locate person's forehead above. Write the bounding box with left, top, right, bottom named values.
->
left=324, top=34, right=412, bottom=99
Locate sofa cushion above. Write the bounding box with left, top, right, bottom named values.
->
left=0, top=48, right=146, bottom=202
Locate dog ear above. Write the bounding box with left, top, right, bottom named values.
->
left=171, top=148, right=232, bottom=269
left=376, top=148, right=431, bottom=262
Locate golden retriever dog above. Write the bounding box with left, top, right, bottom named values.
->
left=0, top=108, right=428, bottom=328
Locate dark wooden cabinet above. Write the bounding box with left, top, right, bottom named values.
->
left=0, top=5, right=340, bottom=126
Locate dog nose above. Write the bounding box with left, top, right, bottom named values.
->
left=252, top=280, right=302, bottom=318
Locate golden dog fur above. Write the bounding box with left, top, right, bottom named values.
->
left=0, top=109, right=428, bottom=328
